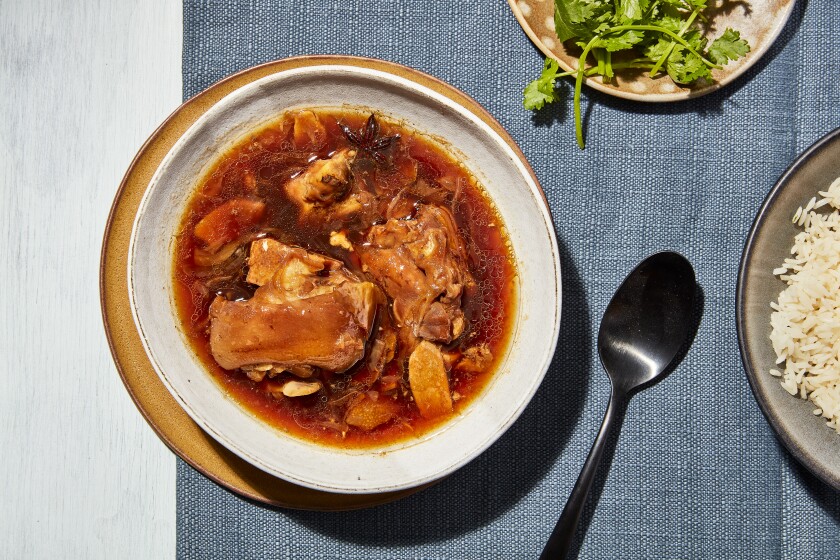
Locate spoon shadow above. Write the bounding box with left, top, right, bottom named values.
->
left=277, top=235, right=592, bottom=546
left=563, top=283, right=705, bottom=559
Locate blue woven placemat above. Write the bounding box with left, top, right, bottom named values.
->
left=179, top=1, right=840, bottom=558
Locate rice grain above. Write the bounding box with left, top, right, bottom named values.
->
left=770, top=175, right=840, bottom=434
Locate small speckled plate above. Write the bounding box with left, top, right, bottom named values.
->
left=509, top=0, right=795, bottom=101
left=100, top=56, right=560, bottom=508
left=737, top=127, right=840, bottom=491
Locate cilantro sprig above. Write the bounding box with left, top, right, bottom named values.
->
left=524, top=0, right=750, bottom=148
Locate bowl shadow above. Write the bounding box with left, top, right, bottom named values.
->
left=790, top=455, right=840, bottom=521
left=261, top=235, right=594, bottom=545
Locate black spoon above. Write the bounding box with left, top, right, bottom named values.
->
left=540, top=251, right=697, bottom=559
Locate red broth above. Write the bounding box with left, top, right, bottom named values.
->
left=172, top=108, right=516, bottom=447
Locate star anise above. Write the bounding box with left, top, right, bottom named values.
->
left=340, top=114, right=400, bottom=165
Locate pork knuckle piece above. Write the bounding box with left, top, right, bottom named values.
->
left=357, top=205, right=473, bottom=346
left=285, top=148, right=356, bottom=208
left=193, top=198, right=265, bottom=254
left=283, top=148, right=372, bottom=222
left=209, top=239, right=381, bottom=372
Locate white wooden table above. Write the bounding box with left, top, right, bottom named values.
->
left=1, top=1, right=181, bottom=557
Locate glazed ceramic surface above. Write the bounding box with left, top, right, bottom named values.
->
left=128, top=64, right=561, bottom=493
left=738, top=127, right=840, bottom=490
left=509, top=0, right=795, bottom=101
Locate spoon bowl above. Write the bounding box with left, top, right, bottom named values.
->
left=598, top=252, right=697, bottom=392
left=541, top=251, right=697, bottom=559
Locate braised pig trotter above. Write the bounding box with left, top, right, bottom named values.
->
left=358, top=205, right=473, bottom=346
left=209, top=239, right=380, bottom=372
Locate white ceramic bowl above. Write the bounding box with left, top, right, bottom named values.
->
left=129, top=63, right=561, bottom=493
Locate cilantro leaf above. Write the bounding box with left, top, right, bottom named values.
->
left=565, top=0, right=598, bottom=23
left=554, top=0, right=610, bottom=42
left=681, top=28, right=708, bottom=52
left=595, top=29, right=644, bottom=51
left=708, top=28, right=751, bottom=65
left=616, top=0, right=649, bottom=23
left=554, top=2, right=583, bottom=42
left=666, top=46, right=711, bottom=84
left=652, top=14, right=686, bottom=34
left=523, top=58, right=563, bottom=110
left=643, top=37, right=674, bottom=61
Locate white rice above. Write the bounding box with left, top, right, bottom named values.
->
left=770, top=175, right=840, bottom=434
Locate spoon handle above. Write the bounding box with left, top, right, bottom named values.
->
left=540, top=388, right=624, bottom=559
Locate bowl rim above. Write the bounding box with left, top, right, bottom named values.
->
left=736, top=125, right=840, bottom=491
left=102, top=55, right=561, bottom=502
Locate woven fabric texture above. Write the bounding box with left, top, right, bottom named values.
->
left=179, top=1, right=840, bottom=558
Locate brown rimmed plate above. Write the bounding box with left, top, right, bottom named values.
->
left=508, top=0, right=795, bottom=102
left=737, top=126, right=840, bottom=491
left=100, top=55, right=552, bottom=509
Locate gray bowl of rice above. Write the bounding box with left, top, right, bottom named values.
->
left=738, top=126, right=840, bottom=491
